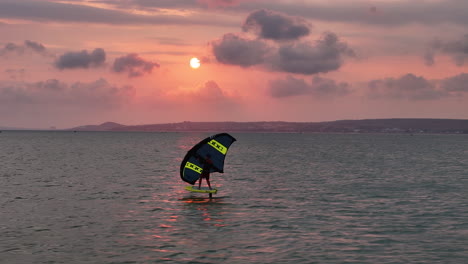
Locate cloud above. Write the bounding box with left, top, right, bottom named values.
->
left=367, top=74, right=447, bottom=100
left=159, top=80, right=243, bottom=121
left=269, top=75, right=351, bottom=98
left=55, top=48, right=106, bottom=70
left=211, top=33, right=272, bottom=67
left=195, top=80, right=229, bottom=100
left=0, top=78, right=134, bottom=107
left=167, top=80, right=227, bottom=100
left=7, top=0, right=466, bottom=28
left=212, top=31, right=354, bottom=74
left=0, top=78, right=135, bottom=128
left=0, top=40, right=49, bottom=56
left=242, top=9, right=310, bottom=41
left=197, top=0, right=241, bottom=8
left=237, top=0, right=468, bottom=27
left=95, top=0, right=241, bottom=10
left=270, top=32, right=355, bottom=75
left=112, top=54, right=160, bottom=78
left=428, top=34, right=468, bottom=66
left=211, top=9, right=354, bottom=75
left=68, top=79, right=135, bottom=106
left=4, top=68, right=26, bottom=80
left=96, top=0, right=200, bottom=10
left=270, top=76, right=309, bottom=97
left=64, top=0, right=468, bottom=27
left=0, top=0, right=236, bottom=27
left=269, top=73, right=468, bottom=101
left=164, top=80, right=240, bottom=108
left=153, top=37, right=192, bottom=46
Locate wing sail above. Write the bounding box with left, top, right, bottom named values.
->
left=180, top=133, right=236, bottom=184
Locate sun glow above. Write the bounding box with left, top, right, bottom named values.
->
left=190, top=57, right=201, bottom=69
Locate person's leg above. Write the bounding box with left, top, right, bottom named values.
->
left=206, top=174, right=212, bottom=189
left=198, top=176, right=203, bottom=189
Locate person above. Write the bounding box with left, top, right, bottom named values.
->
left=198, top=154, right=213, bottom=190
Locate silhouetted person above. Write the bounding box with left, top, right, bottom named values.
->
left=198, top=154, right=213, bottom=190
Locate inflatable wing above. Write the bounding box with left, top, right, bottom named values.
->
left=180, top=133, right=236, bottom=185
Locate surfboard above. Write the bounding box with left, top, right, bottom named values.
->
left=185, top=186, right=218, bottom=194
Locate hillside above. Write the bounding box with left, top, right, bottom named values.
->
left=69, top=122, right=125, bottom=131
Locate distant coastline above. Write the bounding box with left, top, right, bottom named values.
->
left=63, top=119, right=468, bottom=134
left=3, top=119, right=468, bottom=134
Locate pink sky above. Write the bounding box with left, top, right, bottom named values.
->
left=1, top=0, right=468, bottom=129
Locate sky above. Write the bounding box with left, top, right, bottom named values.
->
left=1, top=0, right=468, bottom=129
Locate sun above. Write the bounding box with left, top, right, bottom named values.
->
left=190, top=57, right=201, bottom=69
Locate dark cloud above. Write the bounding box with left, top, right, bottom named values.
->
left=0, top=78, right=134, bottom=107
left=0, top=0, right=236, bottom=27
left=212, top=25, right=354, bottom=74
left=0, top=43, right=20, bottom=55
left=440, top=73, right=468, bottom=92
left=242, top=9, right=310, bottom=41
left=24, top=40, right=47, bottom=54
left=55, top=48, right=106, bottom=70
left=269, top=75, right=351, bottom=98
left=367, top=74, right=447, bottom=100
left=309, top=76, right=351, bottom=98
left=271, top=32, right=355, bottom=75
left=424, top=51, right=435, bottom=66
left=112, top=54, right=160, bottom=78
left=211, top=33, right=272, bottom=67
left=0, top=40, right=49, bottom=56
left=428, top=35, right=468, bottom=66
left=209, top=8, right=354, bottom=74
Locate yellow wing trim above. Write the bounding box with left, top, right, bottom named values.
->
left=185, top=161, right=203, bottom=174
left=208, top=139, right=227, bottom=155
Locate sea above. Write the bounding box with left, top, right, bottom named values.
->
left=1, top=131, right=467, bottom=264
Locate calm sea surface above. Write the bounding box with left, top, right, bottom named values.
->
left=1, top=131, right=467, bottom=263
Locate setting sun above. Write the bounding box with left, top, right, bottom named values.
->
left=190, top=57, right=201, bottom=69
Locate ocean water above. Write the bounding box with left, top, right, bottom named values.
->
left=1, top=131, right=467, bottom=264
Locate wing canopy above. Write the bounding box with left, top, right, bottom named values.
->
left=180, top=133, right=236, bottom=184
